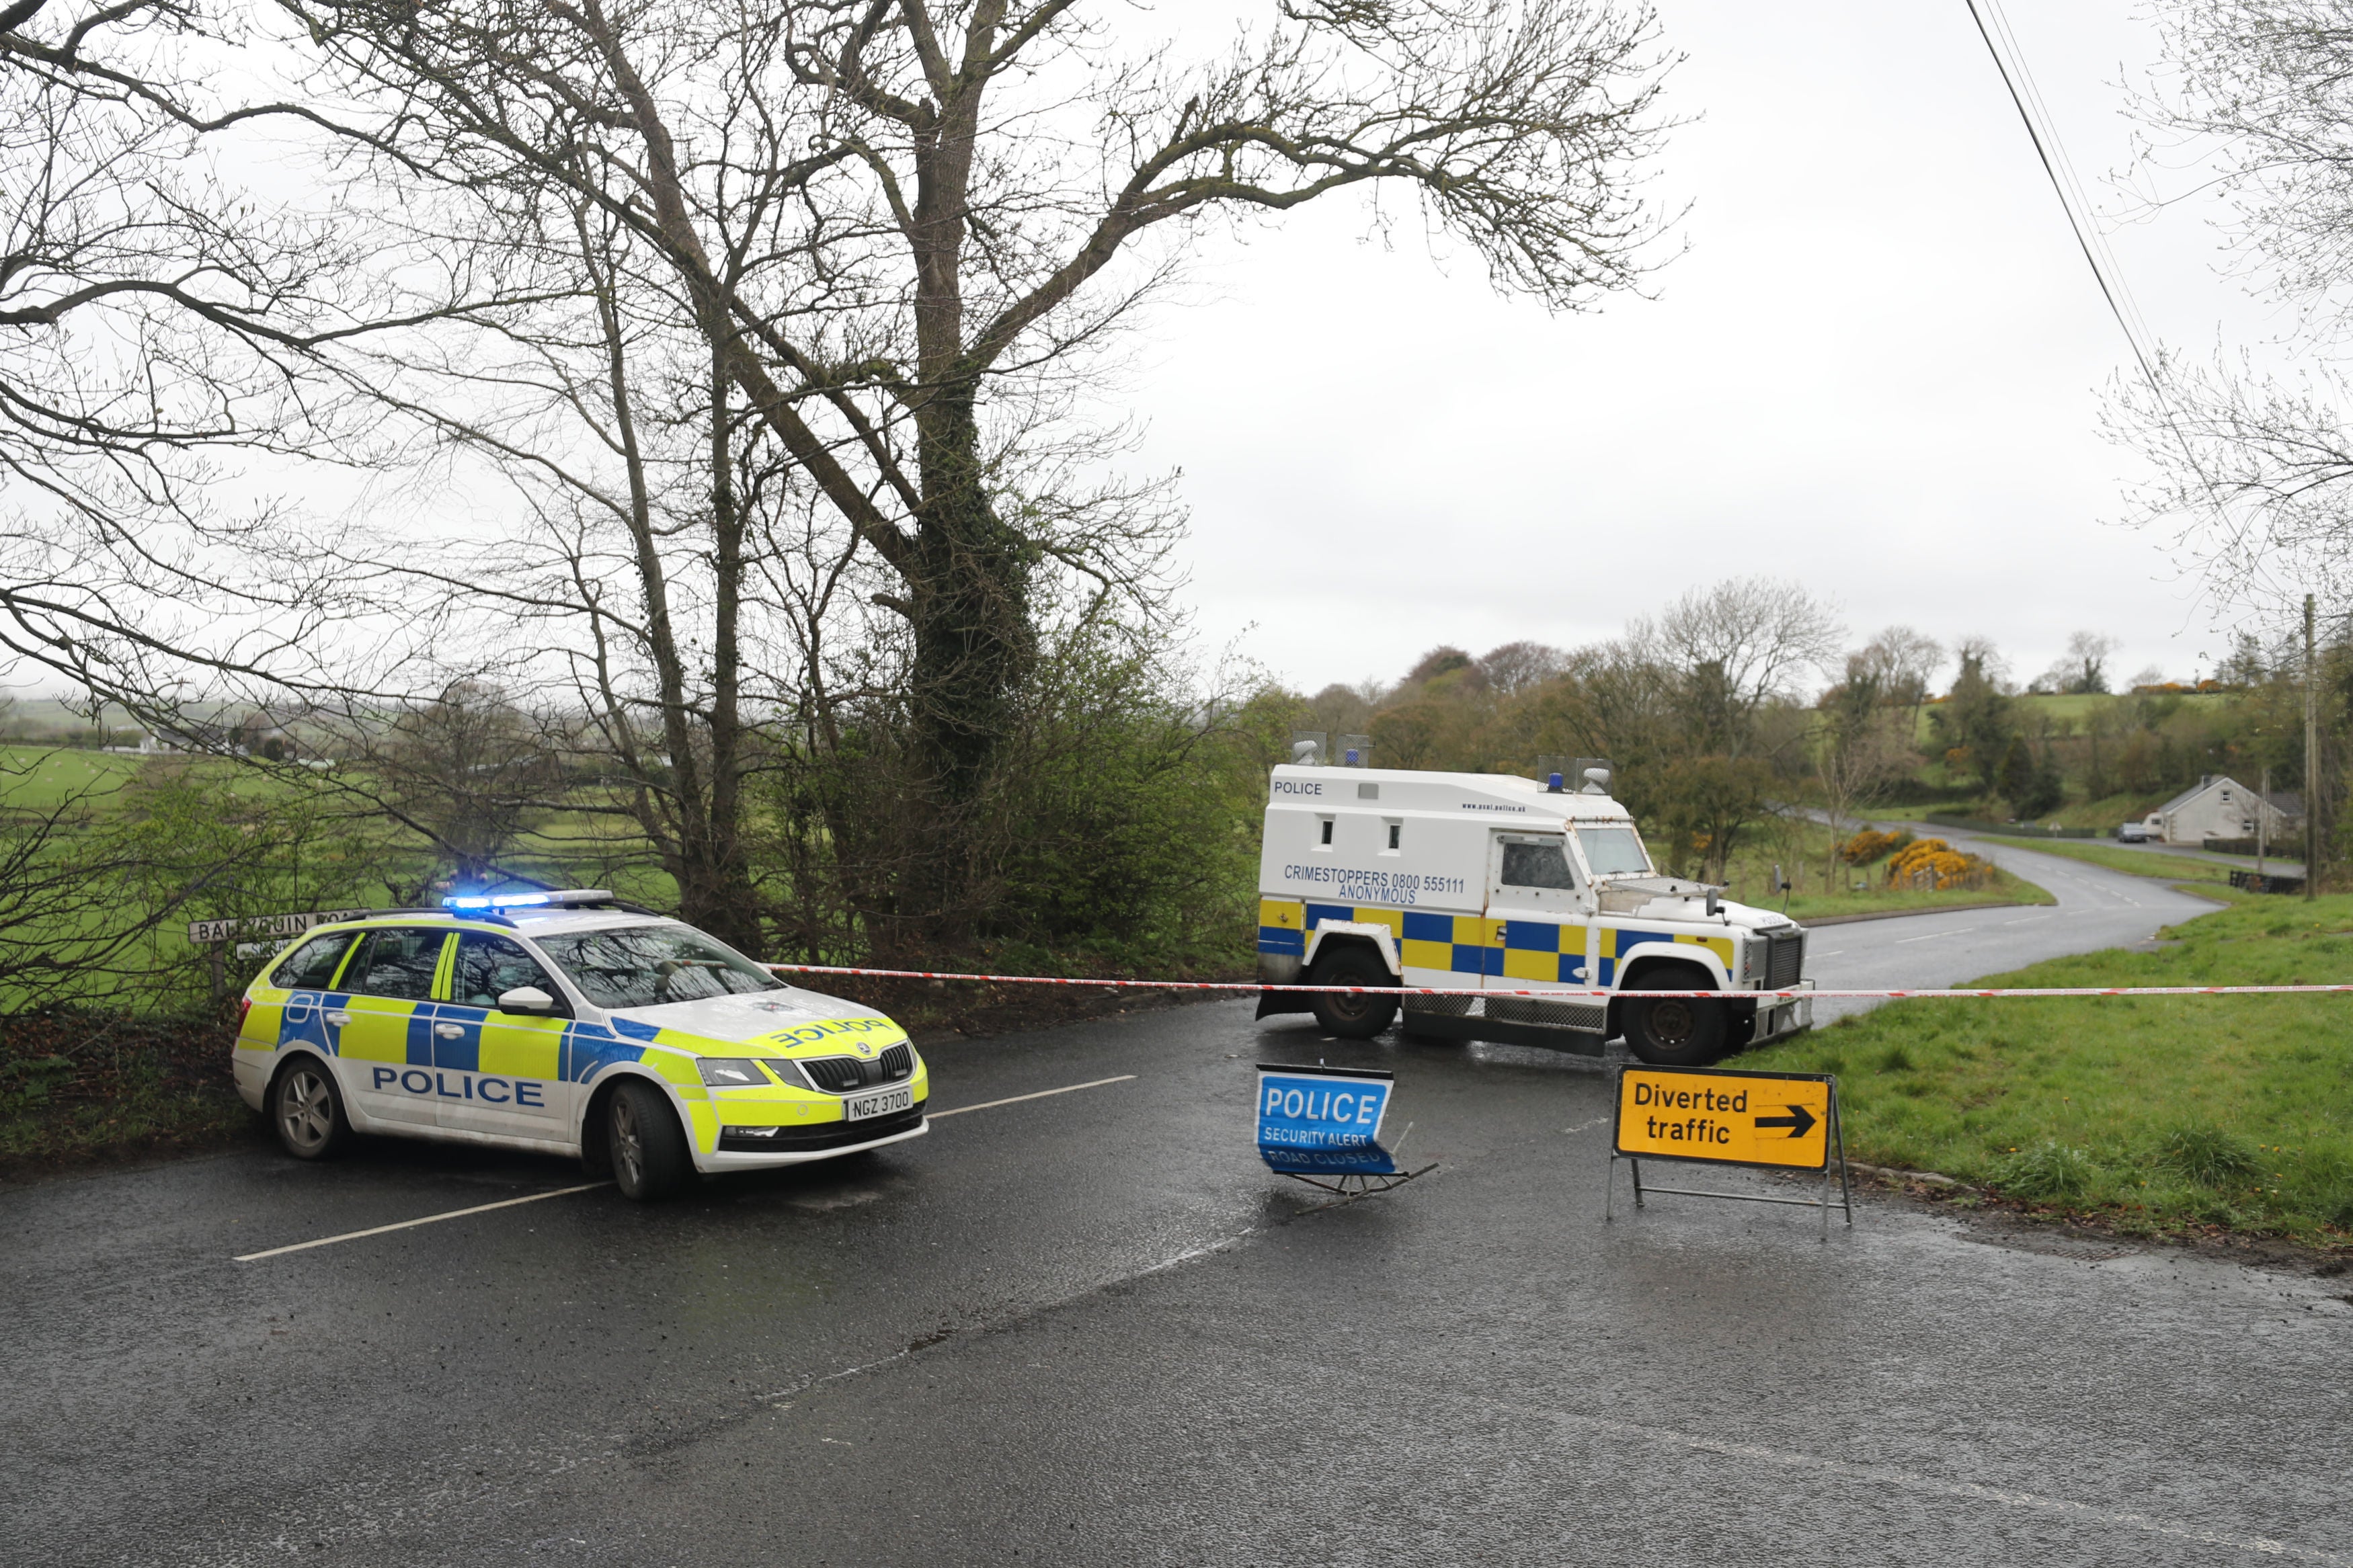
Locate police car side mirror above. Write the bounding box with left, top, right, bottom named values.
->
left=497, top=985, right=559, bottom=1016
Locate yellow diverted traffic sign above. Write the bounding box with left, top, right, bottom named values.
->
left=1613, top=1067, right=1835, bottom=1171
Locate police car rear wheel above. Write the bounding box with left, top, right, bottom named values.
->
left=272, top=1060, right=351, bottom=1160
left=1624, top=974, right=1729, bottom=1067
left=1308, top=947, right=1399, bottom=1040
left=606, top=1081, right=690, bottom=1201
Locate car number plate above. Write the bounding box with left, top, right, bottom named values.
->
left=845, top=1085, right=913, bottom=1121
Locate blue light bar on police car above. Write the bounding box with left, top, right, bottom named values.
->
left=441, top=889, right=614, bottom=910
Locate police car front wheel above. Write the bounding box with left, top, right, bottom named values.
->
left=271, top=1059, right=352, bottom=1160
left=605, top=1080, right=691, bottom=1201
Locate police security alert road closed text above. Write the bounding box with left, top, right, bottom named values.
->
left=1255, top=1063, right=1400, bottom=1178
left=1612, top=1066, right=1834, bottom=1171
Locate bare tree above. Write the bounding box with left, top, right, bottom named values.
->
left=2036, top=630, right=2120, bottom=696
left=1855, top=624, right=1942, bottom=731
left=1479, top=639, right=1566, bottom=696
left=1631, top=577, right=1841, bottom=759
left=2114, top=3, right=2353, bottom=620
left=1813, top=652, right=1915, bottom=893
left=268, top=0, right=1683, bottom=942
left=0, top=0, right=427, bottom=723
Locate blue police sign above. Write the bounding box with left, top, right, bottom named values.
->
left=1255, top=1063, right=1398, bottom=1177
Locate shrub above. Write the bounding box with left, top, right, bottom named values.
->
left=1884, top=837, right=1997, bottom=891
left=2153, top=1125, right=2260, bottom=1188
left=1838, top=828, right=1911, bottom=865
left=1989, top=1139, right=2098, bottom=1202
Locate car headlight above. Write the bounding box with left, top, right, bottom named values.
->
left=699, top=1058, right=779, bottom=1088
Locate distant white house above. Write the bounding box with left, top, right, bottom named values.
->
left=2144, top=776, right=2302, bottom=846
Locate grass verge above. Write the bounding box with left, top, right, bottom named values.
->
left=1983, top=837, right=2238, bottom=884
left=1743, top=893, right=2353, bottom=1248
left=1780, top=868, right=2050, bottom=923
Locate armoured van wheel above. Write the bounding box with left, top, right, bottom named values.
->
left=1622, top=965, right=1730, bottom=1067
left=1308, top=946, right=1400, bottom=1039
left=606, top=1079, right=691, bottom=1201
left=271, top=1058, right=352, bottom=1161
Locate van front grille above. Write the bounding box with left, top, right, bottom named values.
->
left=1765, top=928, right=1806, bottom=989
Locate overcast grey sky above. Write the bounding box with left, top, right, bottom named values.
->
left=1122, top=0, right=2279, bottom=698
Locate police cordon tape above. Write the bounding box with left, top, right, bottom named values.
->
left=765, top=963, right=2353, bottom=1000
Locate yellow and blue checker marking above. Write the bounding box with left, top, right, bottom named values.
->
left=1597, top=927, right=1735, bottom=985
left=1260, top=897, right=1736, bottom=985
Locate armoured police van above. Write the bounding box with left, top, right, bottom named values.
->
left=1254, top=757, right=1810, bottom=1065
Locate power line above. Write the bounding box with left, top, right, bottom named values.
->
left=1982, top=0, right=2161, bottom=357
left=1960, top=0, right=2165, bottom=397
left=1962, top=0, right=2246, bottom=568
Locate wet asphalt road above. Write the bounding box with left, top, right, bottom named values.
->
left=7, top=855, right=2348, bottom=1567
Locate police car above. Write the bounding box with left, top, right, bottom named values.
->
left=231, top=891, right=928, bottom=1200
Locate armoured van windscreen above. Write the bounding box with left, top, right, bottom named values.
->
left=1576, top=825, right=1652, bottom=876
left=1499, top=839, right=1577, bottom=890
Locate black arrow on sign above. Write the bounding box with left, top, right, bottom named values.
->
left=1755, top=1103, right=1818, bottom=1139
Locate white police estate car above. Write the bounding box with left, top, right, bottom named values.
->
left=232, top=891, right=928, bottom=1200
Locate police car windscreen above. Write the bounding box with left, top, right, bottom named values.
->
left=534, top=927, right=784, bottom=1009
left=1576, top=825, right=1650, bottom=876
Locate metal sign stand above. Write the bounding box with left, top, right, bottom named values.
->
left=1280, top=1166, right=1437, bottom=1198
left=1277, top=1124, right=1435, bottom=1197
left=1605, top=1085, right=1853, bottom=1241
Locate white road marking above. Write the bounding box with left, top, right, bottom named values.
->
left=236, top=1075, right=1137, bottom=1262
left=2003, top=915, right=2055, bottom=925
left=1895, top=926, right=1979, bottom=944
left=1813, top=950, right=1844, bottom=958
left=234, top=1183, right=609, bottom=1262
left=930, top=1075, right=1138, bottom=1120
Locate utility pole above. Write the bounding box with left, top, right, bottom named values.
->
left=2258, top=764, right=2268, bottom=882
left=2305, top=593, right=2319, bottom=901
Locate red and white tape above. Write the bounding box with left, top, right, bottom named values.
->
left=768, top=963, right=2353, bottom=1001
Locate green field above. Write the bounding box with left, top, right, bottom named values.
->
left=1908, top=690, right=2230, bottom=747
left=1745, top=895, right=2353, bottom=1243
left=0, top=746, right=144, bottom=809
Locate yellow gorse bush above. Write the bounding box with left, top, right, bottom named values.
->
left=1884, top=837, right=1995, bottom=891
left=1838, top=828, right=1910, bottom=865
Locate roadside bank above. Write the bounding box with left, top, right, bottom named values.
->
left=1745, top=893, right=2353, bottom=1252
